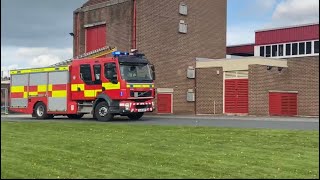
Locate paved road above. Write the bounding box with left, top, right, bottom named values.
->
left=1, top=114, right=319, bottom=130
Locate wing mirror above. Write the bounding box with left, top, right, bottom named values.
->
left=150, top=64, right=156, bottom=80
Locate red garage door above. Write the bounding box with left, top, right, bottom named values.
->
left=86, top=25, right=106, bottom=53
left=225, top=79, right=248, bottom=114
left=269, top=92, right=297, bottom=116
left=157, top=94, right=172, bottom=114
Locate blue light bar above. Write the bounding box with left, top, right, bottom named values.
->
left=112, top=51, right=129, bottom=57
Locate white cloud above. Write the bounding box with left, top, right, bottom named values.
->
left=271, top=0, right=319, bottom=26
left=227, top=23, right=265, bottom=45
left=1, top=46, right=73, bottom=77
left=30, top=54, right=61, bottom=67
left=240, top=0, right=278, bottom=17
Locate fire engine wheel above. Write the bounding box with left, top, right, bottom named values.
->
left=127, top=113, right=144, bottom=120
left=34, top=102, right=48, bottom=119
left=95, top=101, right=114, bottom=122
left=67, top=114, right=84, bottom=119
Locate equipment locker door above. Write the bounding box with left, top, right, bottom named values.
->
left=225, top=79, right=248, bottom=114
left=157, top=93, right=172, bottom=114
left=269, top=92, right=298, bottom=116
left=48, top=71, right=68, bottom=112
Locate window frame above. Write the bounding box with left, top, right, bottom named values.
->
left=265, top=46, right=271, bottom=57
left=260, top=46, right=265, bottom=57
left=272, top=45, right=278, bottom=57
left=299, top=42, right=305, bottom=55
left=292, top=43, right=298, bottom=55
left=306, top=41, right=312, bottom=54
left=80, top=64, right=94, bottom=84
left=257, top=40, right=319, bottom=58
left=278, top=44, right=284, bottom=56
left=314, top=40, right=319, bottom=54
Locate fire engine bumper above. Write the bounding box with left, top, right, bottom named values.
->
left=114, top=100, right=155, bottom=114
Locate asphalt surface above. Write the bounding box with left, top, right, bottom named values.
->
left=1, top=114, right=319, bottom=130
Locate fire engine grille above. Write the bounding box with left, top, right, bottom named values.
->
left=130, top=91, right=152, bottom=97
left=136, top=105, right=148, bottom=109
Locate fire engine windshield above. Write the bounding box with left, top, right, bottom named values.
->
left=120, top=64, right=153, bottom=82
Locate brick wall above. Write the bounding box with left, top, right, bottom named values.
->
left=74, top=0, right=133, bottom=56
left=74, top=0, right=227, bottom=114
left=136, top=0, right=226, bottom=114
left=249, top=56, right=319, bottom=116
left=196, top=67, right=223, bottom=115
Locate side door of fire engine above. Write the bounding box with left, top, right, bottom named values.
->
left=100, top=62, right=120, bottom=98
left=71, top=63, right=103, bottom=100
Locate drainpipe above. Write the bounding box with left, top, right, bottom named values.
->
left=132, top=0, right=137, bottom=49
left=76, top=12, right=80, bottom=57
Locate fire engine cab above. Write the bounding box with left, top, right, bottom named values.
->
left=9, top=51, right=156, bottom=121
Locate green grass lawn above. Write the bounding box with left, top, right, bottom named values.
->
left=1, top=121, right=319, bottom=179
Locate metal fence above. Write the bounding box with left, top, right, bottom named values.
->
left=1, top=88, right=9, bottom=114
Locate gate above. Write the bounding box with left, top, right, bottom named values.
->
left=1, top=88, right=9, bottom=114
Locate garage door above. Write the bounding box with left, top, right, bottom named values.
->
left=225, top=79, right=248, bottom=114
left=157, top=94, right=172, bottom=114
left=269, top=92, right=297, bottom=116
left=86, top=25, right=106, bottom=53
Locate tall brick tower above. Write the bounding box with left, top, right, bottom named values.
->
left=73, top=0, right=227, bottom=114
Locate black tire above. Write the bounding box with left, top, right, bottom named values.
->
left=47, top=114, right=54, bottom=119
left=67, top=114, right=84, bottom=119
left=94, top=101, right=114, bottom=122
left=127, top=112, right=144, bottom=120
left=34, top=102, right=48, bottom=119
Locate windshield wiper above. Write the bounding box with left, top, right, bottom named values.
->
left=138, top=91, right=149, bottom=97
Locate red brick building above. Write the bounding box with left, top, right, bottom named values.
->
left=73, top=0, right=227, bottom=115
left=198, top=23, right=319, bottom=116
left=73, top=1, right=318, bottom=117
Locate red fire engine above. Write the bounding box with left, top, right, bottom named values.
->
left=9, top=50, right=156, bottom=121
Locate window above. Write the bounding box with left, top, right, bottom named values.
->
left=104, top=63, right=117, bottom=80
left=299, top=42, right=305, bottom=55
left=292, top=43, right=298, bottom=55
left=315, top=41, right=319, bottom=54
left=179, top=2, right=187, bottom=15
left=272, top=45, right=277, bottom=57
left=260, top=46, right=264, bottom=57
left=279, top=44, right=284, bottom=56
left=286, top=44, right=291, bottom=56
left=93, top=65, right=101, bottom=83
left=266, top=46, right=271, bottom=57
left=306, top=42, right=312, bottom=54
left=80, top=64, right=92, bottom=82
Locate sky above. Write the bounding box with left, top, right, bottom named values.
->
left=1, top=0, right=319, bottom=76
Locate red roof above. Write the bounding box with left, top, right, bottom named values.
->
left=255, top=23, right=319, bottom=45
left=227, top=44, right=254, bottom=56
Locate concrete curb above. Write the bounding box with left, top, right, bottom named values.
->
left=2, top=114, right=318, bottom=123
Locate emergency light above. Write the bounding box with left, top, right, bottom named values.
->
left=112, top=51, right=129, bottom=57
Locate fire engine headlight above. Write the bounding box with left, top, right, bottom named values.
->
left=152, top=101, right=155, bottom=108
left=125, top=103, right=130, bottom=110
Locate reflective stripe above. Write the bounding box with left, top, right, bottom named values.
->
left=71, top=84, right=78, bottom=91
left=10, top=66, right=69, bottom=75
left=48, top=84, right=53, bottom=91
left=103, top=83, right=120, bottom=90
left=37, top=85, right=47, bottom=92
left=24, top=92, right=28, bottom=98
left=78, top=84, right=85, bottom=91
left=29, top=92, right=38, bottom=96
left=84, top=90, right=95, bottom=97
left=11, top=86, right=25, bottom=93
left=126, top=84, right=154, bottom=88
left=52, top=90, right=67, bottom=98
left=71, top=84, right=85, bottom=91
